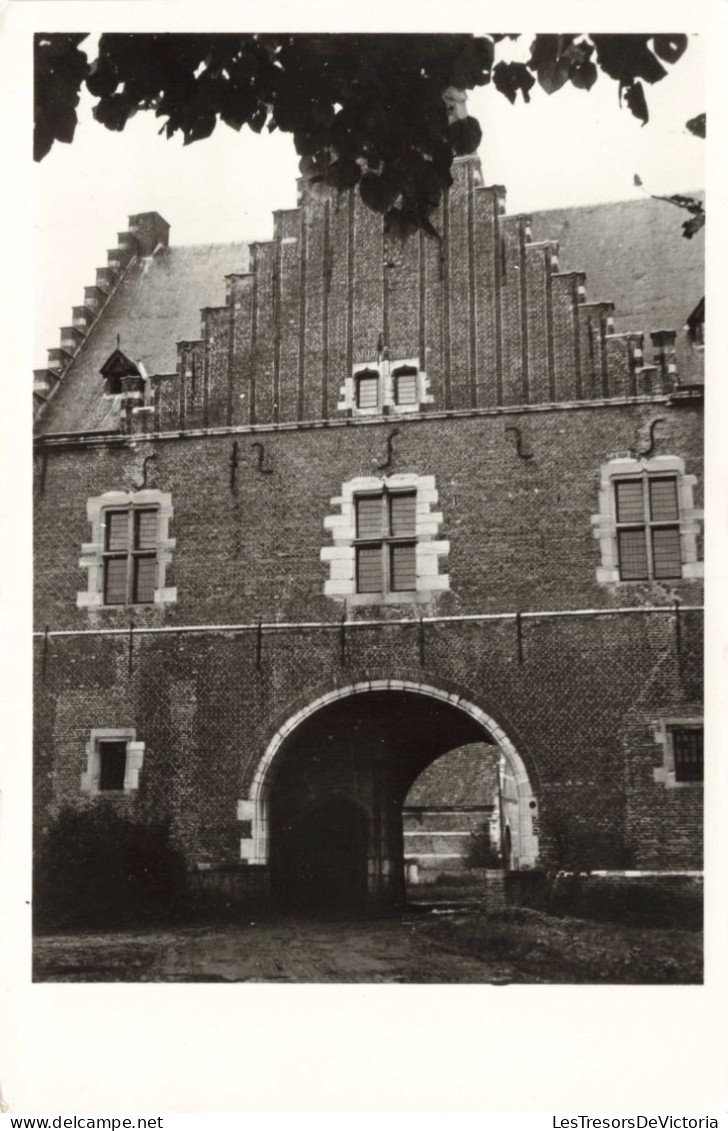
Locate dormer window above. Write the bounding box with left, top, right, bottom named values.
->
left=100, top=347, right=142, bottom=396
left=356, top=369, right=380, bottom=409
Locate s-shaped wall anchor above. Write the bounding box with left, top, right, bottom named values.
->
left=251, top=441, right=274, bottom=474
left=374, top=427, right=401, bottom=471
left=133, top=453, right=157, bottom=490
left=505, top=425, right=534, bottom=459
left=637, top=416, right=666, bottom=459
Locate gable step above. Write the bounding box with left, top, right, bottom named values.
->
left=95, top=266, right=118, bottom=291
left=60, top=325, right=85, bottom=352
left=47, top=347, right=74, bottom=373
left=84, top=285, right=108, bottom=312
left=72, top=305, right=96, bottom=332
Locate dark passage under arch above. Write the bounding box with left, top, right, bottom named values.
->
left=271, top=796, right=368, bottom=915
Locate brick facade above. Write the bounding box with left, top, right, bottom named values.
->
left=33, top=153, right=704, bottom=910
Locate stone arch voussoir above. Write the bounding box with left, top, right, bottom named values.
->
left=237, top=674, right=540, bottom=871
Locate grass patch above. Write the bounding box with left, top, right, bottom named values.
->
left=421, top=906, right=702, bottom=984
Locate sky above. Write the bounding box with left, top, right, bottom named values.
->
left=33, top=33, right=705, bottom=368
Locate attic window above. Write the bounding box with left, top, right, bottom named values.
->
left=100, top=348, right=142, bottom=396
left=393, top=366, right=418, bottom=406
left=356, top=369, right=380, bottom=409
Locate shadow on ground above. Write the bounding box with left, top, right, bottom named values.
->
left=32, top=905, right=702, bottom=985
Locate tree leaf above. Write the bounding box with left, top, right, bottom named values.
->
left=448, top=115, right=482, bottom=155
left=34, top=33, right=89, bottom=160
left=384, top=206, right=420, bottom=241
left=359, top=171, right=400, bottom=213
left=623, top=80, right=649, bottom=125
left=92, top=94, right=136, bottom=132
left=569, top=59, right=597, bottom=91
left=652, top=35, right=688, bottom=64
left=493, top=61, right=536, bottom=104
left=686, top=112, right=706, bottom=138
left=682, top=213, right=705, bottom=239
left=538, top=56, right=571, bottom=94
left=592, top=35, right=667, bottom=85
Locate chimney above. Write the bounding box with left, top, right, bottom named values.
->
left=128, top=212, right=170, bottom=256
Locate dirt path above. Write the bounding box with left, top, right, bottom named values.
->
left=34, top=915, right=499, bottom=983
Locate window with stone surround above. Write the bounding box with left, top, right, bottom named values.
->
left=102, top=506, right=158, bottom=604
left=356, top=369, right=380, bottom=409
left=592, top=457, right=702, bottom=585
left=322, top=474, right=449, bottom=606
left=653, top=719, right=703, bottom=788
left=81, top=728, right=145, bottom=795
left=393, top=365, right=419, bottom=406
left=355, top=490, right=417, bottom=594
left=78, top=489, right=176, bottom=609
left=338, top=357, right=433, bottom=416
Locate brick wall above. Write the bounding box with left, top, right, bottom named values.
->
left=32, top=158, right=704, bottom=894
left=90, top=159, right=684, bottom=437
left=33, top=398, right=703, bottom=877
left=34, top=401, right=702, bottom=631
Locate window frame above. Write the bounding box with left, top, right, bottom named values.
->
left=354, top=489, right=418, bottom=595
left=321, top=473, right=450, bottom=607
left=102, top=505, right=159, bottom=606
left=337, top=358, right=433, bottom=416
left=613, top=473, right=682, bottom=582
left=592, top=456, right=703, bottom=587
left=97, top=739, right=129, bottom=792
left=81, top=728, right=145, bottom=795
left=355, top=369, right=380, bottom=410
left=78, top=489, right=177, bottom=610
left=393, top=365, right=419, bottom=407
left=652, top=719, right=704, bottom=790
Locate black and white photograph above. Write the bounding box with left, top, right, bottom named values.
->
left=3, top=0, right=726, bottom=1115
left=29, top=23, right=706, bottom=987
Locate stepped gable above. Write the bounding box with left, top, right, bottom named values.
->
left=35, top=227, right=249, bottom=435
left=405, top=743, right=500, bottom=809
left=530, top=195, right=704, bottom=384
left=35, top=161, right=704, bottom=437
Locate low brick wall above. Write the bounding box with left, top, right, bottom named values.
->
left=189, top=864, right=270, bottom=914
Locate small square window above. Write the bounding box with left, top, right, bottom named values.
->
left=81, top=728, right=145, bottom=795
left=653, top=720, right=703, bottom=789
left=672, top=728, right=703, bottom=783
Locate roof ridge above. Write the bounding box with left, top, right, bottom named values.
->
left=531, top=190, right=704, bottom=216
left=165, top=239, right=251, bottom=252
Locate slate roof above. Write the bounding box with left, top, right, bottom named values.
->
left=36, top=194, right=704, bottom=435
left=405, top=743, right=499, bottom=809
left=38, top=242, right=249, bottom=434
left=530, top=194, right=704, bottom=383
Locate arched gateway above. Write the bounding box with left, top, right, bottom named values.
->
left=236, top=681, right=539, bottom=911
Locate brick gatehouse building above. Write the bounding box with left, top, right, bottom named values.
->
left=33, top=153, right=704, bottom=912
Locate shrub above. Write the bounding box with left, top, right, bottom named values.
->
left=507, top=871, right=703, bottom=931
left=547, top=874, right=702, bottom=931
left=34, top=806, right=189, bottom=930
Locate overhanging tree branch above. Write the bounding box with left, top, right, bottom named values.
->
left=34, top=32, right=701, bottom=238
